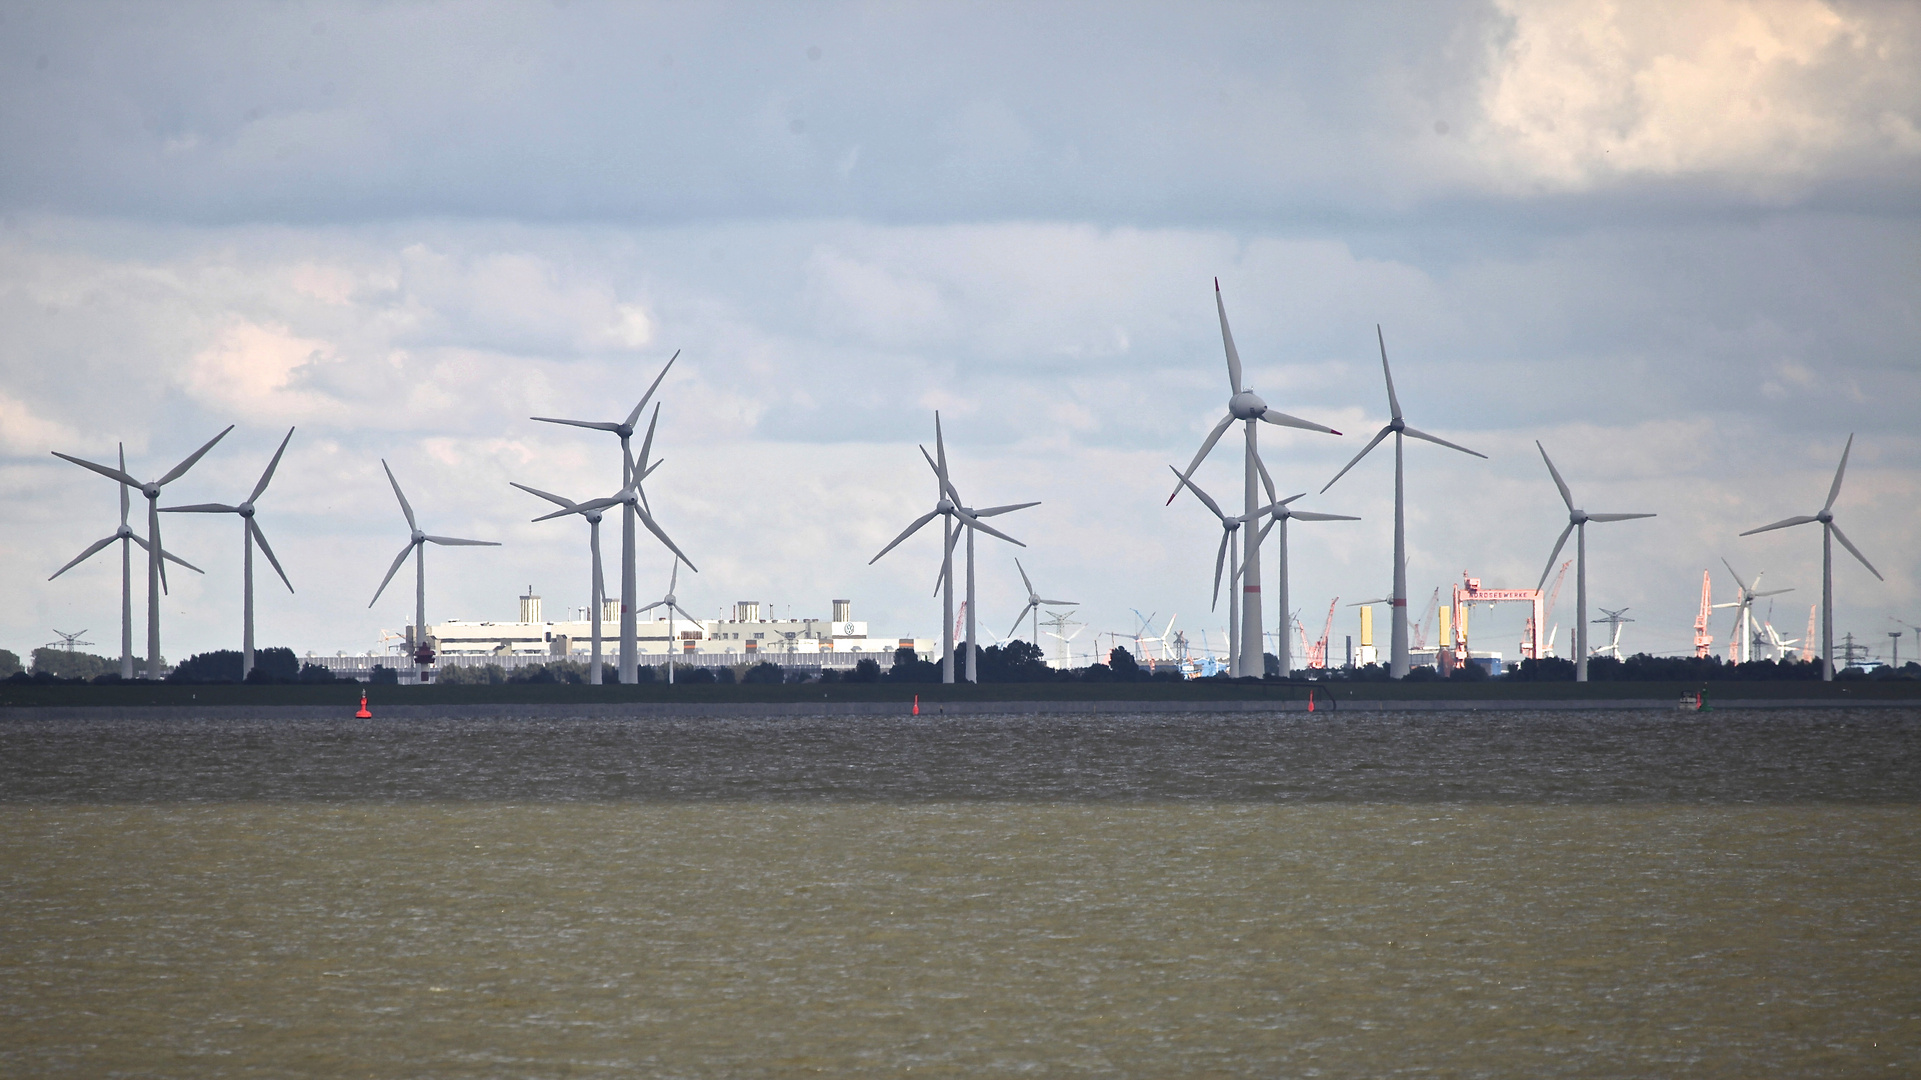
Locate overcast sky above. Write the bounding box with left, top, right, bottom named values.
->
left=3, top=0, right=1917, bottom=667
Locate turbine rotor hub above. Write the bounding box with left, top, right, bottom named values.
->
left=1571, top=510, right=1587, bottom=524
left=936, top=498, right=954, bottom=513
left=1388, top=418, right=1405, bottom=433
left=142, top=484, right=161, bottom=499
left=1228, top=390, right=1267, bottom=420
left=238, top=503, right=255, bottom=518
left=1817, top=511, right=1833, bottom=523
left=411, top=529, right=426, bottom=544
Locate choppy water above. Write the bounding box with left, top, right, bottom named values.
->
left=2, top=710, right=1917, bottom=1076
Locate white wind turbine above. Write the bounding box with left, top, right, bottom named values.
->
left=160, top=428, right=297, bottom=680
left=48, top=443, right=203, bottom=679
left=511, top=479, right=621, bottom=685
left=1532, top=442, right=1655, bottom=683
left=1168, top=466, right=1283, bottom=675
left=1007, top=559, right=1075, bottom=649
left=923, top=429, right=1037, bottom=683
left=531, top=350, right=677, bottom=683
left=1740, top=434, right=1882, bottom=681
left=1168, top=280, right=1341, bottom=678
left=636, top=560, right=702, bottom=685
left=368, top=461, right=500, bottom=676
left=55, top=426, right=232, bottom=679
left=1246, top=457, right=1360, bottom=676
left=870, top=414, right=1026, bottom=684
left=1712, top=559, right=1792, bottom=666
left=1591, top=607, right=1634, bottom=660
left=1320, top=327, right=1483, bottom=679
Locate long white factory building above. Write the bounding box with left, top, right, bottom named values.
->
left=424, top=591, right=935, bottom=667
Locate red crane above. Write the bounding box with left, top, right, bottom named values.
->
left=1693, top=570, right=1714, bottom=659
left=1306, top=598, right=1338, bottom=669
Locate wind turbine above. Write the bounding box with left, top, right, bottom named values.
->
left=870, top=414, right=1025, bottom=684
left=1532, top=442, right=1655, bottom=683
left=1168, top=280, right=1341, bottom=677
left=160, top=428, right=297, bottom=680
left=54, top=426, right=232, bottom=679
left=530, top=349, right=678, bottom=683
left=1712, top=559, right=1792, bottom=665
left=49, top=444, right=205, bottom=680
left=923, top=433, right=1036, bottom=683
left=1739, top=434, right=1882, bottom=681
left=1248, top=458, right=1359, bottom=676
left=1320, top=327, right=1483, bottom=679
left=637, top=560, right=702, bottom=685
left=1007, top=559, right=1075, bottom=648
left=368, top=461, right=500, bottom=679
left=511, top=480, right=612, bottom=684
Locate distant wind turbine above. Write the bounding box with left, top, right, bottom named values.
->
left=1740, top=434, right=1882, bottom=681
left=161, top=428, right=297, bottom=680
left=1532, top=442, right=1655, bottom=683
left=48, top=443, right=202, bottom=679
left=1712, top=559, right=1791, bottom=666
left=1321, top=327, right=1484, bottom=679
left=530, top=349, right=678, bottom=683
left=1007, top=558, right=1075, bottom=648
left=920, top=421, right=1036, bottom=682
left=512, top=479, right=614, bottom=684
left=54, top=426, right=232, bottom=679
left=637, top=560, right=702, bottom=685
left=369, top=461, right=500, bottom=677
left=1168, top=281, right=1341, bottom=677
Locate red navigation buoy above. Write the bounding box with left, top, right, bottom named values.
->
left=355, top=690, right=372, bottom=719
left=912, top=694, right=919, bottom=716
left=1308, top=689, right=1316, bottom=713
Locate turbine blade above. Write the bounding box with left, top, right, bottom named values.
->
left=1257, top=517, right=1275, bottom=544
left=669, top=558, right=679, bottom=593
left=1037, top=597, right=1075, bottom=606
left=1290, top=510, right=1361, bottom=522
left=156, top=425, right=233, bottom=487
left=248, top=427, right=295, bottom=504
left=954, top=506, right=1023, bottom=547
left=1212, top=530, right=1229, bottom=609
left=1215, top=278, right=1242, bottom=395
left=1587, top=512, right=1655, bottom=523
left=636, top=403, right=660, bottom=475
left=1740, top=515, right=1818, bottom=536
left=250, top=519, right=293, bottom=593
left=1537, top=522, right=1575, bottom=591
left=972, top=501, right=1040, bottom=518
left=1166, top=412, right=1236, bottom=504
left=152, top=515, right=169, bottom=594
left=52, top=451, right=141, bottom=488
left=1720, top=556, right=1749, bottom=594
left=934, top=412, right=949, bottom=489
left=670, top=603, right=703, bottom=624
left=1254, top=451, right=1277, bottom=506
left=536, top=495, right=620, bottom=522
left=423, top=535, right=499, bottom=547
left=1754, top=587, right=1794, bottom=597
left=118, top=445, right=129, bottom=525
left=635, top=600, right=666, bottom=615
left=1169, top=465, right=1227, bottom=522
left=625, top=349, right=680, bottom=429
left=157, top=547, right=203, bottom=575
left=1378, top=325, right=1402, bottom=421
left=919, top=445, right=967, bottom=508
left=1401, top=425, right=1484, bottom=459
left=1259, top=409, right=1340, bottom=436
left=933, top=522, right=962, bottom=595
left=158, top=503, right=237, bottom=514
left=369, top=540, right=415, bottom=607
left=510, top=481, right=577, bottom=510
left=869, top=508, right=940, bottom=564
left=641, top=458, right=663, bottom=480
left=633, top=507, right=696, bottom=571
left=49, top=535, right=119, bottom=580
left=1536, top=441, right=1574, bottom=511
left=1320, top=424, right=1392, bottom=494
left=1829, top=522, right=1882, bottom=581
left=530, top=417, right=624, bottom=432
left=1822, top=434, right=1853, bottom=515
left=1016, top=558, right=1034, bottom=596
left=1007, top=603, right=1037, bottom=642
left=381, top=460, right=416, bottom=530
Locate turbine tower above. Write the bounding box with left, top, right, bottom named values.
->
left=49, top=444, right=204, bottom=679
left=530, top=350, right=678, bottom=683
left=512, top=480, right=613, bottom=684
left=369, top=461, right=500, bottom=679
left=1532, top=442, right=1655, bottom=683
left=54, top=426, right=232, bottom=679
left=1712, top=559, right=1791, bottom=666
left=1320, top=327, right=1482, bottom=678
left=160, top=428, right=297, bottom=680
left=1168, top=280, right=1341, bottom=678
left=1739, top=434, right=1882, bottom=681
left=1007, top=559, right=1075, bottom=649
left=636, top=560, right=702, bottom=685
left=870, top=414, right=1024, bottom=684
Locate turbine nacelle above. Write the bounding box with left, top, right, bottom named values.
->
left=1228, top=389, right=1267, bottom=421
